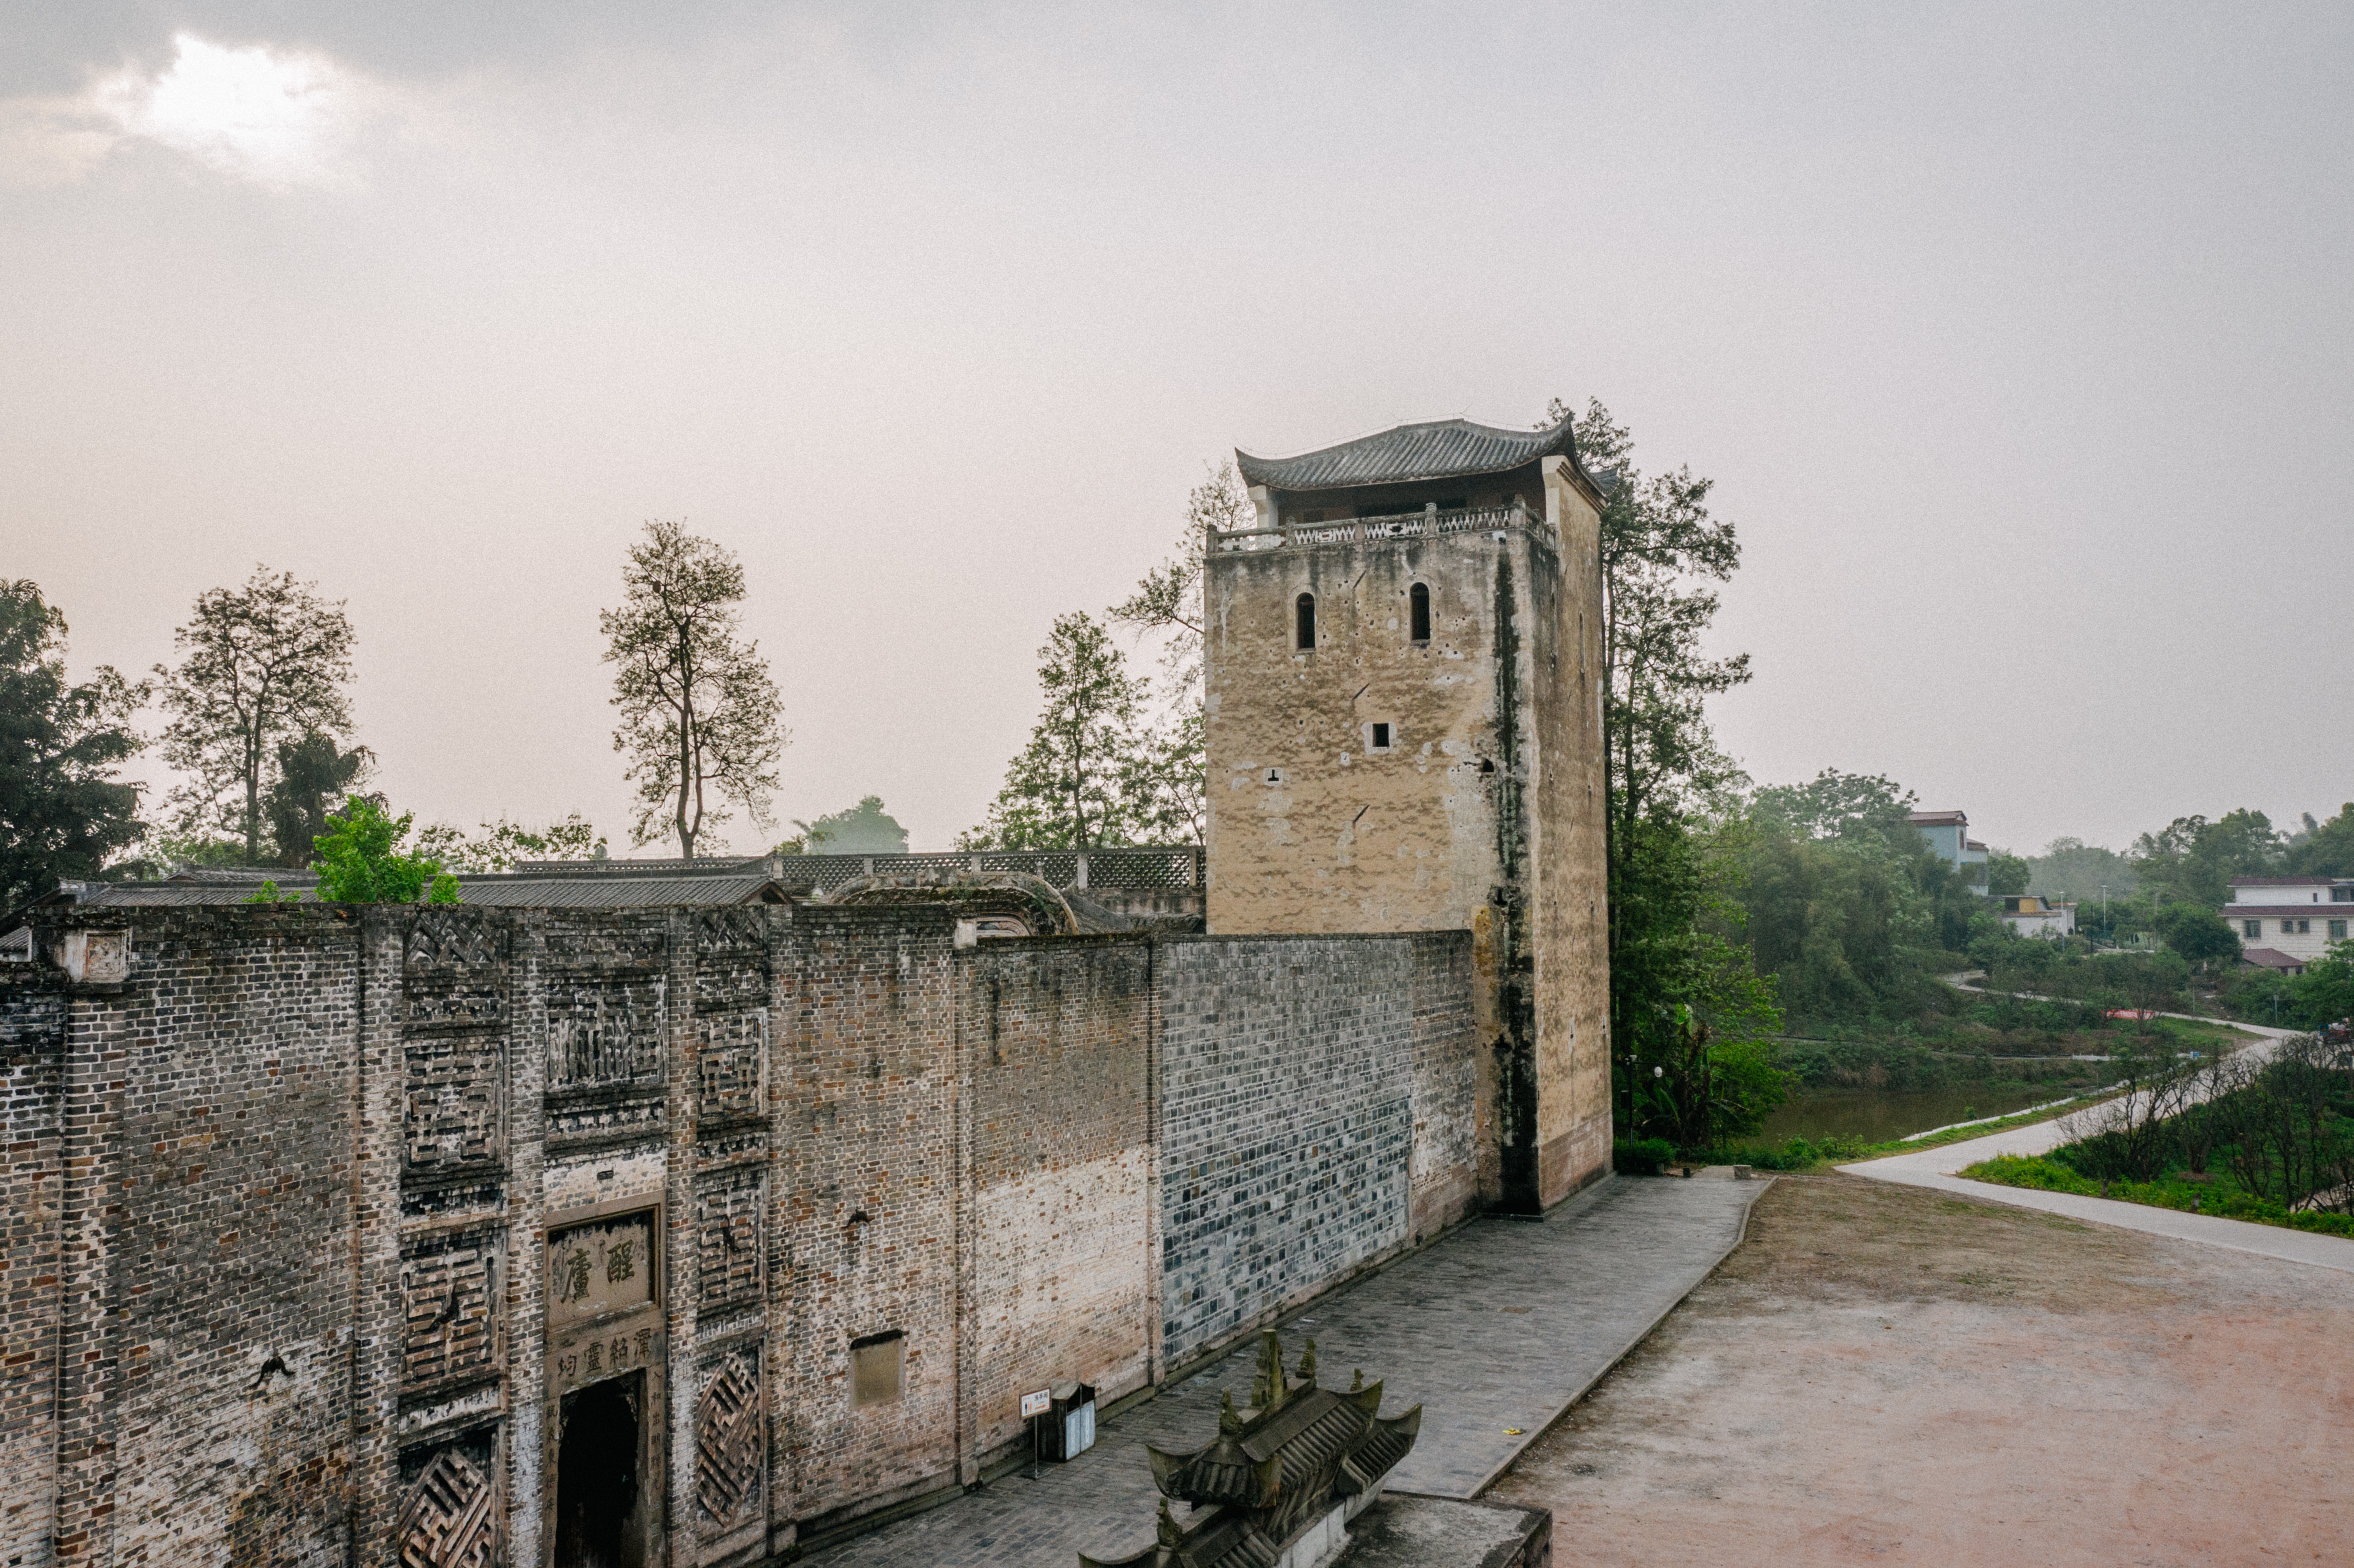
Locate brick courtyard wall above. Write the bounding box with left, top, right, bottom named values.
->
left=53, top=908, right=363, bottom=1567
left=7, top=903, right=1482, bottom=1562
left=2, top=970, right=68, bottom=1568
left=771, top=905, right=962, bottom=1538
left=1156, top=935, right=1420, bottom=1367
left=956, top=936, right=1156, bottom=1469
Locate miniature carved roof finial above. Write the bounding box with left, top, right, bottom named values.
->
left=1251, top=1328, right=1287, bottom=1413
left=1155, top=1498, right=1180, bottom=1548
left=1351, top=1368, right=1364, bottom=1393
left=1296, top=1338, right=1317, bottom=1390
left=1218, top=1389, right=1240, bottom=1435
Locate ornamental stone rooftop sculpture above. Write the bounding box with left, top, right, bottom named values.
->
left=1082, top=1329, right=1421, bottom=1568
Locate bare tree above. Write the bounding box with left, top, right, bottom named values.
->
left=602, top=520, right=785, bottom=859
left=155, top=566, right=356, bottom=863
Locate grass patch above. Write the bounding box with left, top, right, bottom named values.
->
left=1703, top=1087, right=2126, bottom=1172
left=1960, top=1153, right=2354, bottom=1240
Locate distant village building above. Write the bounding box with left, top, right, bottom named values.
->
left=2226, top=875, right=2354, bottom=965
left=1996, top=894, right=2075, bottom=939
left=1909, top=810, right=1990, bottom=873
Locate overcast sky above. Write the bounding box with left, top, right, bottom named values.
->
left=5, top=2, right=2350, bottom=859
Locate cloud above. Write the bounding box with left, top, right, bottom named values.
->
left=2, top=33, right=367, bottom=189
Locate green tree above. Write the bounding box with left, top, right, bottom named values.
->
left=1555, top=399, right=1757, bottom=1102
left=1124, top=704, right=1206, bottom=845
left=779, top=796, right=908, bottom=855
left=2286, top=804, right=2354, bottom=878
left=966, top=613, right=1150, bottom=849
left=2289, top=940, right=2354, bottom=1029
left=2132, top=809, right=2283, bottom=908
left=602, top=520, right=787, bottom=859
left=2153, top=902, right=2241, bottom=967
left=1106, top=464, right=1240, bottom=849
left=261, top=732, right=371, bottom=869
left=0, top=580, right=149, bottom=908
left=1985, top=852, right=2031, bottom=896
left=2028, top=836, right=2138, bottom=900
left=306, top=796, right=459, bottom=903
left=155, top=566, right=357, bottom=863
left=414, top=813, right=602, bottom=873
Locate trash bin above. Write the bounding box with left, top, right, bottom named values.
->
left=1040, top=1380, right=1096, bottom=1461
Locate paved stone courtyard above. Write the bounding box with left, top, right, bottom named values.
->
left=809, top=1173, right=1765, bottom=1566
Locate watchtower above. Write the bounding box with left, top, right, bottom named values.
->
left=1202, top=413, right=1611, bottom=1212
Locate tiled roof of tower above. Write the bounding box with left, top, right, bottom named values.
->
left=1234, top=415, right=1583, bottom=491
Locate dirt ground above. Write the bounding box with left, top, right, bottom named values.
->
left=1486, top=1173, right=2354, bottom=1566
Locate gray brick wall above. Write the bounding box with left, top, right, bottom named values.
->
left=1156, top=935, right=1418, bottom=1366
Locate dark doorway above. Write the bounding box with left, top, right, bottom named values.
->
left=556, top=1372, right=645, bottom=1568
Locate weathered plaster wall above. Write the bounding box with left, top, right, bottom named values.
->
left=772, top=905, right=960, bottom=1541
left=1530, top=462, right=1612, bottom=1199
left=1203, top=492, right=1611, bottom=1212
left=956, top=938, right=1156, bottom=1467
left=1204, top=532, right=1507, bottom=941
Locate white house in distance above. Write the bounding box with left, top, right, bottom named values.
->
left=2227, top=875, right=2354, bottom=967
left=1997, top=894, right=2075, bottom=939
left=1911, top=810, right=1991, bottom=873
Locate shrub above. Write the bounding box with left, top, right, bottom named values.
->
left=1614, top=1137, right=1676, bottom=1176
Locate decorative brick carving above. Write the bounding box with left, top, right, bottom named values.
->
left=405, top=910, right=505, bottom=971
left=402, top=984, right=505, bottom=1032
left=396, top=1443, right=497, bottom=1568
left=694, top=1346, right=763, bottom=1534
left=404, top=1035, right=503, bottom=1172
left=696, top=1170, right=763, bottom=1308
left=691, top=907, right=767, bottom=956
left=547, top=978, right=665, bottom=1088
left=697, top=1010, right=765, bottom=1123
left=400, top=1231, right=501, bottom=1391
left=545, top=923, right=666, bottom=973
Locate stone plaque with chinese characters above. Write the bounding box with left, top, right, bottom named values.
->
left=547, top=1212, right=655, bottom=1326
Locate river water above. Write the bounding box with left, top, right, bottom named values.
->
left=1755, top=1082, right=2067, bottom=1145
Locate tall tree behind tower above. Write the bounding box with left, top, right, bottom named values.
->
left=1550, top=398, right=1767, bottom=1123
left=155, top=566, right=356, bottom=863
left=965, top=612, right=1150, bottom=849
left=602, top=520, right=786, bottom=859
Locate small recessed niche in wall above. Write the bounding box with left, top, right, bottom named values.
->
left=851, top=1331, right=904, bottom=1407
left=1409, top=583, right=1430, bottom=643
left=1366, top=723, right=1394, bottom=753
left=1295, top=593, right=1316, bottom=650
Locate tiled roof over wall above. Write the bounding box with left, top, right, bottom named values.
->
left=1235, top=415, right=1583, bottom=492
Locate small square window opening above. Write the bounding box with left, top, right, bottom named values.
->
left=852, top=1332, right=904, bottom=1407
left=1369, top=723, right=1392, bottom=751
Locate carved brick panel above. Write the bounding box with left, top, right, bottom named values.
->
left=400, top=1230, right=502, bottom=1391
left=546, top=977, right=666, bottom=1089
left=695, top=1170, right=763, bottom=1309
left=404, top=1035, right=504, bottom=1172
left=694, top=1345, right=763, bottom=1536
left=696, top=1009, right=766, bottom=1123
left=396, top=1438, right=498, bottom=1568
left=406, top=909, right=507, bottom=970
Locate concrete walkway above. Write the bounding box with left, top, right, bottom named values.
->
left=1843, top=1003, right=2354, bottom=1274
left=808, top=1173, right=1767, bottom=1567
